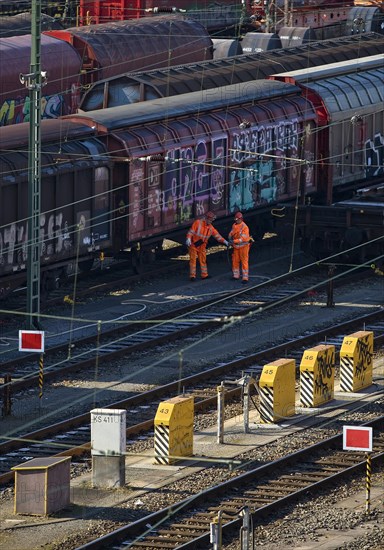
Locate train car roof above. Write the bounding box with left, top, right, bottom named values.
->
left=272, top=54, right=384, bottom=119
left=0, top=12, right=63, bottom=37
left=70, top=79, right=300, bottom=131
left=271, top=54, right=384, bottom=80
left=44, top=16, right=213, bottom=81
left=0, top=119, right=98, bottom=150
left=0, top=33, right=82, bottom=100
left=79, top=32, right=384, bottom=111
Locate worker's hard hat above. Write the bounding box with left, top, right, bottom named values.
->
left=205, top=211, right=216, bottom=221
left=234, top=211, right=243, bottom=220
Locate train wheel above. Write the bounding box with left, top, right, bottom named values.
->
left=41, top=270, right=60, bottom=293
left=78, top=259, right=94, bottom=273
left=132, top=246, right=143, bottom=274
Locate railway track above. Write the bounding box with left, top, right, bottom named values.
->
left=1, top=309, right=383, bottom=485
left=0, top=267, right=372, bottom=389
left=1, top=246, right=184, bottom=315
left=76, top=417, right=384, bottom=550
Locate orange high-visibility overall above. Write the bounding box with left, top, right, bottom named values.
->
left=186, top=218, right=226, bottom=279
left=229, top=220, right=251, bottom=281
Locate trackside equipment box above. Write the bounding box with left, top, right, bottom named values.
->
left=340, top=331, right=373, bottom=392
left=300, top=344, right=335, bottom=407
left=91, top=409, right=126, bottom=455
left=259, top=358, right=295, bottom=422
left=154, top=395, right=194, bottom=465
left=12, top=457, right=70, bottom=515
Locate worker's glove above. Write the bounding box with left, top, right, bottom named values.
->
left=186, top=238, right=191, bottom=247
left=228, top=238, right=233, bottom=245
left=224, top=240, right=229, bottom=247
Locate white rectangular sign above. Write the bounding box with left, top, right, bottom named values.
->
left=19, top=330, right=45, bottom=353
left=343, top=425, right=373, bottom=452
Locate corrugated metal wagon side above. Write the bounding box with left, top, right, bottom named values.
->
left=68, top=79, right=317, bottom=253
left=0, top=120, right=112, bottom=298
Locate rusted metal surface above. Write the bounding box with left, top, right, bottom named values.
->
left=0, top=34, right=82, bottom=125
left=45, top=16, right=213, bottom=82
left=0, top=12, right=63, bottom=37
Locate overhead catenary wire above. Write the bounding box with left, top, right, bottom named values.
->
left=1, top=243, right=384, bottom=443
left=0, top=233, right=383, bottom=363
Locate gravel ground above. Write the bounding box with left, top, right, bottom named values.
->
left=1, top=400, right=382, bottom=550
left=0, top=244, right=383, bottom=549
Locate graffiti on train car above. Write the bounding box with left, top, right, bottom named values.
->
left=131, top=140, right=227, bottom=230
left=0, top=94, right=69, bottom=125
left=0, top=210, right=94, bottom=271
left=0, top=222, right=27, bottom=270
left=128, top=118, right=315, bottom=230
left=229, top=119, right=305, bottom=211
left=365, top=133, right=384, bottom=177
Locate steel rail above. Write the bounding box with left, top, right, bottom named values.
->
left=1, top=309, right=383, bottom=485
left=76, top=417, right=384, bottom=550
left=1, top=268, right=372, bottom=390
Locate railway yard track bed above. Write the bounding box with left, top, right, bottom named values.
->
left=1, top=247, right=383, bottom=549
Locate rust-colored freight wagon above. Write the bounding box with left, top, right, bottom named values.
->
left=0, top=34, right=82, bottom=126
left=0, top=120, right=112, bottom=297
left=70, top=80, right=318, bottom=248
left=44, top=16, right=213, bottom=84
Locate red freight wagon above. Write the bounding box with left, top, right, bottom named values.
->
left=44, top=16, right=213, bottom=84
left=0, top=119, right=112, bottom=295
left=0, top=34, right=82, bottom=126
left=79, top=0, right=246, bottom=31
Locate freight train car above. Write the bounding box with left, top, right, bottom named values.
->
left=70, top=55, right=384, bottom=247
left=0, top=34, right=83, bottom=126
left=0, top=16, right=212, bottom=126
left=79, top=0, right=248, bottom=32
left=0, top=12, right=63, bottom=37
left=0, top=1, right=77, bottom=21
left=0, top=55, right=383, bottom=297
left=1, top=1, right=383, bottom=40
left=0, top=119, right=113, bottom=296
left=78, top=32, right=384, bottom=111
left=78, top=0, right=384, bottom=40
left=270, top=54, right=384, bottom=204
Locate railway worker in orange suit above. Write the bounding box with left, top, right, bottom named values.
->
left=186, top=211, right=228, bottom=281
left=228, top=211, right=252, bottom=284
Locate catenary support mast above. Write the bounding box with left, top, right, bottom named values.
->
left=20, top=0, right=46, bottom=329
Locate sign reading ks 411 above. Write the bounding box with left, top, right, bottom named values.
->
left=19, top=330, right=45, bottom=353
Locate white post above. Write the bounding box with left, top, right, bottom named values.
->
left=217, top=382, right=225, bottom=444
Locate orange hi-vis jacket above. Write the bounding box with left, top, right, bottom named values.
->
left=229, top=221, right=250, bottom=247
left=187, top=218, right=226, bottom=248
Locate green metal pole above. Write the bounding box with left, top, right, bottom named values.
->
left=24, top=0, right=43, bottom=329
